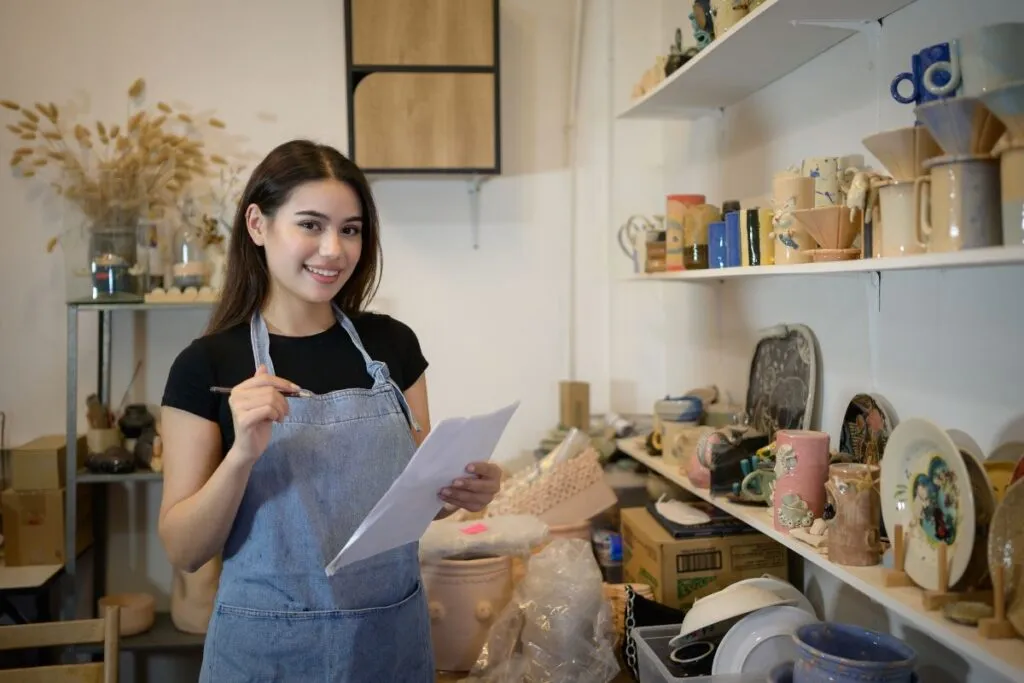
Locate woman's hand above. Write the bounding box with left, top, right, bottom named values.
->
left=439, top=462, right=503, bottom=513
left=227, top=364, right=296, bottom=463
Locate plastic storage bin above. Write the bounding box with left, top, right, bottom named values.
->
left=632, top=624, right=765, bottom=683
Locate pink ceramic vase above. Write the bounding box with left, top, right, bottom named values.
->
left=771, top=429, right=830, bottom=533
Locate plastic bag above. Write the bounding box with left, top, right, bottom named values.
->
left=419, top=515, right=550, bottom=563
left=462, top=538, right=621, bottom=683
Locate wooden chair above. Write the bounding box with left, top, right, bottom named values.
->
left=0, top=604, right=120, bottom=683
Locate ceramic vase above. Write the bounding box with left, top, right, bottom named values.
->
left=771, top=430, right=830, bottom=533
left=826, top=463, right=882, bottom=566
left=422, top=555, right=514, bottom=672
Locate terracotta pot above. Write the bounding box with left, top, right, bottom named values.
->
left=422, top=555, right=513, bottom=672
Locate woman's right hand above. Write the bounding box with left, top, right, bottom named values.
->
left=227, top=364, right=297, bottom=463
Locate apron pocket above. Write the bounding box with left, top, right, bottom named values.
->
left=208, top=581, right=434, bottom=683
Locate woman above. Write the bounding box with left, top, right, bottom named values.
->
left=158, top=139, right=502, bottom=682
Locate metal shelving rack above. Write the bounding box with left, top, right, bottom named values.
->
left=62, top=299, right=213, bottom=651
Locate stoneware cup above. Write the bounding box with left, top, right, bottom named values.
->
left=793, top=622, right=917, bottom=683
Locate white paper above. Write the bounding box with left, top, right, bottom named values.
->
left=324, top=400, right=520, bottom=575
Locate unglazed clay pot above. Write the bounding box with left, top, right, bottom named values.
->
left=422, top=555, right=514, bottom=672
left=171, top=556, right=221, bottom=634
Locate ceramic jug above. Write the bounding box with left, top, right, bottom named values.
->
left=825, top=464, right=882, bottom=567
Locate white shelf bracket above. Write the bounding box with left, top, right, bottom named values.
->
left=467, top=176, right=490, bottom=250
left=791, top=19, right=883, bottom=51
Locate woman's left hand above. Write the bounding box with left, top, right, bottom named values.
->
left=439, top=462, right=503, bottom=513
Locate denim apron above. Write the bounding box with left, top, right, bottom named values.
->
left=198, top=305, right=435, bottom=682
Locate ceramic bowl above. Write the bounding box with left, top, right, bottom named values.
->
left=668, top=583, right=796, bottom=647
left=654, top=395, right=703, bottom=423
left=792, top=622, right=917, bottom=683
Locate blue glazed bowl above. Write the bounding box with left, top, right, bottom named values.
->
left=793, top=622, right=917, bottom=683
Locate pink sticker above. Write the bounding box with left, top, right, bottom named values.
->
left=461, top=523, right=489, bottom=535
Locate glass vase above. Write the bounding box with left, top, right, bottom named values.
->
left=87, top=225, right=145, bottom=302
left=172, top=225, right=209, bottom=290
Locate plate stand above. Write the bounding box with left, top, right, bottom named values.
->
left=978, top=564, right=1018, bottom=640
left=921, top=543, right=992, bottom=610
left=883, top=525, right=914, bottom=588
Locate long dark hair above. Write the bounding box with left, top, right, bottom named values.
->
left=204, top=140, right=381, bottom=335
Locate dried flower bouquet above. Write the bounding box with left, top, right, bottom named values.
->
left=2, top=78, right=237, bottom=252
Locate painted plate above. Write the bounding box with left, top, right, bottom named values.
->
left=838, top=393, right=897, bottom=466
left=988, top=478, right=1024, bottom=637
left=948, top=429, right=995, bottom=590
left=881, top=418, right=976, bottom=591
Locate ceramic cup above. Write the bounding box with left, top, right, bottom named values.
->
left=793, top=622, right=917, bottom=683
left=682, top=203, right=722, bottom=269
left=724, top=211, right=741, bottom=266
left=924, top=22, right=1024, bottom=99
left=914, top=154, right=1002, bottom=252
left=771, top=174, right=816, bottom=264
left=666, top=194, right=706, bottom=271
left=999, top=145, right=1024, bottom=246
left=771, top=429, right=831, bottom=533
left=891, top=42, right=956, bottom=106
left=876, top=181, right=925, bottom=257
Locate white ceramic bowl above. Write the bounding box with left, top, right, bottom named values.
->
left=668, top=583, right=797, bottom=647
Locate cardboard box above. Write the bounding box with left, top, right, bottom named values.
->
left=558, top=381, right=590, bottom=430
left=1, top=486, right=93, bottom=566
left=620, top=506, right=787, bottom=610
left=8, top=434, right=88, bottom=490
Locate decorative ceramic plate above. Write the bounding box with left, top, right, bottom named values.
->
left=948, top=429, right=995, bottom=590
left=988, top=478, right=1024, bottom=637
left=745, top=324, right=818, bottom=439
left=881, top=418, right=977, bottom=591
left=984, top=460, right=1019, bottom=503
left=838, top=393, right=897, bottom=466
left=711, top=605, right=820, bottom=674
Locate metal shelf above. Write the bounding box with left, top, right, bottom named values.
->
left=62, top=301, right=203, bottom=625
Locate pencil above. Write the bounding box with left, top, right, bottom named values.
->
left=209, top=386, right=315, bottom=399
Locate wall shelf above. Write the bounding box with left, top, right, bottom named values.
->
left=623, top=246, right=1024, bottom=282
left=618, top=0, right=916, bottom=120
left=616, top=437, right=1024, bottom=682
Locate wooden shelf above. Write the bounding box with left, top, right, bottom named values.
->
left=616, top=437, right=1024, bottom=681
left=625, top=246, right=1024, bottom=282
left=618, top=0, right=917, bottom=120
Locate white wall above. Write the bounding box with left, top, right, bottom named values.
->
left=606, top=0, right=1024, bottom=681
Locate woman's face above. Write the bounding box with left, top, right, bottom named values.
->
left=247, top=179, right=364, bottom=305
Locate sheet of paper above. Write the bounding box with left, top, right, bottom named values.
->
left=325, top=400, right=520, bottom=575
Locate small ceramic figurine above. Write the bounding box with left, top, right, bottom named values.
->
left=665, top=28, right=686, bottom=76
left=689, top=0, right=715, bottom=49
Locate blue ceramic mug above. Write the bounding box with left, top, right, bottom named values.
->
left=724, top=211, right=741, bottom=267
left=890, top=42, right=957, bottom=105
left=793, top=622, right=917, bottom=683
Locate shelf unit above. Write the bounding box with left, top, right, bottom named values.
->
left=625, top=246, right=1024, bottom=282
left=62, top=300, right=214, bottom=650
left=616, top=437, right=1024, bottom=682
left=618, top=0, right=917, bottom=120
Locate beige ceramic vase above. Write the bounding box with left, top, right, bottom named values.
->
left=825, top=464, right=882, bottom=566
left=422, top=555, right=514, bottom=672
left=170, top=556, right=222, bottom=634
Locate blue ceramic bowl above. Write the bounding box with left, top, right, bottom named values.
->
left=792, top=622, right=917, bottom=683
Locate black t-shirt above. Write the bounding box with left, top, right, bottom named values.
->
left=161, top=312, right=428, bottom=455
